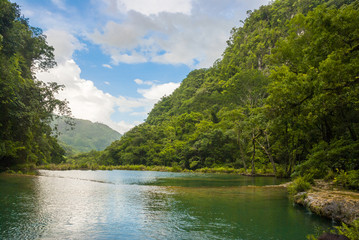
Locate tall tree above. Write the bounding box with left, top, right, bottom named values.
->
left=267, top=2, right=359, bottom=175
left=0, top=1, right=70, bottom=169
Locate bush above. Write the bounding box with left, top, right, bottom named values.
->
left=189, top=160, right=199, bottom=170
left=308, top=219, right=359, bottom=240
left=334, top=170, right=359, bottom=190
left=171, top=162, right=182, bottom=172
left=276, top=166, right=289, bottom=178
left=294, top=140, right=359, bottom=179
left=288, top=176, right=311, bottom=196
left=324, top=169, right=336, bottom=182
left=335, top=219, right=359, bottom=240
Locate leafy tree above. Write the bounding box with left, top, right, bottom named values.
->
left=267, top=2, right=359, bottom=176
left=0, top=1, right=69, bottom=169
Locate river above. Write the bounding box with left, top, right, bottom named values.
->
left=0, top=170, right=332, bottom=239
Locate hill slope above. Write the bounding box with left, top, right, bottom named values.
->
left=53, top=117, right=122, bottom=154
left=77, top=0, right=359, bottom=178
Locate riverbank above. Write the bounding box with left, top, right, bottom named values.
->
left=292, top=180, right=359, bottom=224
left=37, top=163, right=276, bottom=176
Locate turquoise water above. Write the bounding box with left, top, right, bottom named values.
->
left=0, top=170, right=332, bottom=239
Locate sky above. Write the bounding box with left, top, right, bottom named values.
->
left=13, top=0, right=270, bottom=134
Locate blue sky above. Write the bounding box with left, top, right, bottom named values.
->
left=13, top=0, right=270, bottom=133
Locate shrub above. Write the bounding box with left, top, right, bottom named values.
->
left=288, top=176, right=311, bottom=196
left=294, top=139, right=359, bottom=179
left=334, top=170, right=359, bottom=190
left=324, top=169, right=336, bottom=182
left=171, top=162, right=182, bottom=172
left=189, top=160, right=199, bottom=170
left=276, top=166, right=289, bottom=178
left=335, top=219, right=359, bottom=240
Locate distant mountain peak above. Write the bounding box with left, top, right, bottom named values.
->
left=52, top=117, right=122, bottom=155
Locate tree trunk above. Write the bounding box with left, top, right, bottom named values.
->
left=255, top=138, right=277, bottom=175
left=240, top=147, right=247, bottom=171
left=251, top=133, right=256, bottom=175
left=237, top=128, right=247, bottom=171
left=348, top=125, right=358, bottom=141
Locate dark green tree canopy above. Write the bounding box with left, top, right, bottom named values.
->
left=0, top=0, right=70, bottom=169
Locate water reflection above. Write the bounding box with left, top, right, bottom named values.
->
left=140, top=186, right=332, bottom=240
left=0, top=175, right=43, bottom=239
left=0, top=171, right=333, bottom=240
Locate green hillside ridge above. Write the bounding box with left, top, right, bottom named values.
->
left=70, top=0, right=359, bottom=181
left=52, top=117, right=122, bottom=154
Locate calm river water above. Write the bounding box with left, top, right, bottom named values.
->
left=0, top=170, right=332, bottom=239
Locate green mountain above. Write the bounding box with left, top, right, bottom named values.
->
left=75, top=0, right=359, bottom=180
left=52, top=117, right=122, bottom=154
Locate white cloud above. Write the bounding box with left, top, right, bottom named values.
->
left=134, top=78, right=153, bottom=85
left=102, top=0, right=192, bottom=16
left=102, top=64, right=112, bottom=69
left=45, top=29, right=85, bottom=64
left=110, top=51, right=148, bottom=64
left=116, top=96, right=152, bottom=113
left=51, top=0, right=66, bottom=10
left=90, top=0, right=270, bottom=68
left=113, top=79, right=179, bottom=119
left=138, top=82, right=179, bottom=100
left=104, top=81, right=110, bottom=85
left=37, top=59, right=117, bottom=126
left=37, top=57, right=143, bottom=134
left=111, top=120, right=138, bottom=134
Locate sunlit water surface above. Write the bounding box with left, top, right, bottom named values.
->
left=0, top=170, right=333, bottom=239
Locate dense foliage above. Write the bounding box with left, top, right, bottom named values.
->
left=85, top=0, right=359, bottom=178
left=52, top=117, right=122, bottom=154
left=0, top=0, right=69, bottom=169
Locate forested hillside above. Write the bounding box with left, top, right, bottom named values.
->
left=90, top=0, right=359, bottom=178
left=0, top=1, right=69, bottom=169
left=52, top=117, right=122, bottom=154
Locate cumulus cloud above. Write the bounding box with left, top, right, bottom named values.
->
left=115, top=80, right=179, bottom=115
left=90, top=0, right=270, bottom=68
left=37, top=59, right=118, bottom=128
left=102, top=64, right=112, bottom=69
left=134, top=78, right=180, bottom=102
left=89, top=11, right=229, bottom=67
left=45, top=29, right=85, bottom=64
left=102, top=0, right=192, bottom=16
left=111, top=120, right=139, bottom=134
left=138, top=82, right=180, bottom=100
left=134, top=78, right=154, bottom=85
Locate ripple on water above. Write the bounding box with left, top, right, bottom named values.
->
left=0, top=171, right=333, bottom=240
